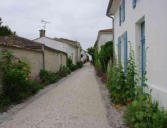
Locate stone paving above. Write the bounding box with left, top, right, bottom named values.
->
left=0, top=63, right=111, bottom=128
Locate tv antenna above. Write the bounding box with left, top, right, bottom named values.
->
left=41, top=19, right=50, bottom=30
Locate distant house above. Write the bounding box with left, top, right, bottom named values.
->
left=107, top=0, right=167, bottom=107
left=96, top=29, right=113, bottom=52
left=54, top=38, right=81, bottom=65
left=34, top=29, right=81, bottom=65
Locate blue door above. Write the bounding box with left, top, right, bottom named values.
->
left=141, top=22, right=145, bottom=86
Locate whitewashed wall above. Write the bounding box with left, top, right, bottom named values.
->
left=97, top=33, right=113, bottom=52
left=34, top=37, right=76, bottom=64
left=111, top=0, right=167, bottom=107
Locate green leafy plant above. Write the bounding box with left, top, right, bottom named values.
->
left=123, top=86, right=167, bottom=128
left=66, top=57, right=76, bottom=71
left=124, top=45, right=137, bottom=102
left=99, top=41, right=113, bottom=72
left=0, top=94, right=10, bottom=112
left=94, top=46, right=102, bottom=77
left=39, top=70, right=60, bottom=85
left=106, top=46, right=137, bottom=105
left=76, top=61, right=83, bottom=68
left=0, top=49, right=43, bottom=110
left=87, top=46, right=96, bottom=65
left=67, top=57, right=83, bottom=72
left=107, top=62, right=126, bottom=104
left=58, top=65, right=71, bottom=77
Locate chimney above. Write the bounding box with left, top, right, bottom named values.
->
left=39, top=29, right=45, bottom=37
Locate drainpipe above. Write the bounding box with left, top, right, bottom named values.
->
left=42, top=44, right=45, bottom=70
left=107, top=14, right=115, bottom=63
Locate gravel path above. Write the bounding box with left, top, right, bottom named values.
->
left=0, top=63, right=111, bottom=128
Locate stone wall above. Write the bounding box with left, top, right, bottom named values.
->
left=44, top=48, right=67, bottom=72
left=0, top=46, right=44, bottom=75
left=0, top=45, right=67, bottom=89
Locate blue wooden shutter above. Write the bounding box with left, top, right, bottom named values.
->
left=119, top=6, right=121, bottom=26
left=122, top=0, right=125, bottom=22
left=124, top=31, right=128, bottom=74
left=133, top=0, right=136, bottom=8
left=118, top=37, right=121, bottom=62
left=141, top=22, right=145, bottom=87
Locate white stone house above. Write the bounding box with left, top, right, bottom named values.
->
left=107, top=0, right=167, bottom=107
left=54, top=38, right=81, bottom=65
left=34, top=30, right=81, bottom=65
left=96, top=29, right=113, bottom=52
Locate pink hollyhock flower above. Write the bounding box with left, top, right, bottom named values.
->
left=23, top=67, right=27, bottom=71
left=25, top=77, right=28, bottom=81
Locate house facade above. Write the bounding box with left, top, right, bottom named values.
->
left=107, top=0, right=167, bottom=107
left=35, top=30, right=81, bottom=65
left=96, top=29, right=113, bottom=52
left=54, top=38, right=81, bottom=65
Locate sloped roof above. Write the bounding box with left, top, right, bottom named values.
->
left=53, top=37, right=79, bottom=48
left=0, top=36, right=43, bottom=51
left=99, top=29, right=113, bottom=33
left=34, top=36, right=68, bottom=55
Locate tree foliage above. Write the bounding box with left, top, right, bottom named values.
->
left=99, top=41, right=113, bottom=72
left=0, top=17, right=15, bottom=36
left=87, top=46, right=95, bottom=64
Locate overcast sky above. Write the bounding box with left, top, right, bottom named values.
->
left=0, top=0, right=112, bottom=50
